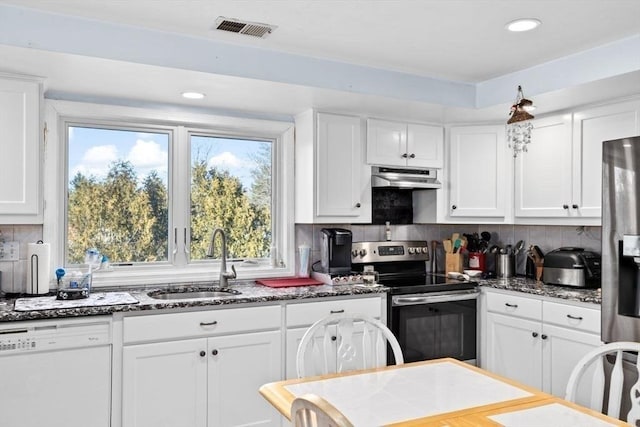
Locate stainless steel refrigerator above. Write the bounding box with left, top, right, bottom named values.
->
left=602, top=136, right=640, bottom=342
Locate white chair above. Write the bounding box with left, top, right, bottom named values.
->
left=296, top=312, right=404, bottom=378
left=565, top=341, right=640, bottom=424
left=291, top=393, right=354, bottom=427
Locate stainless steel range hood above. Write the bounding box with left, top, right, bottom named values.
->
left=371, top=166, right=441, bottom=189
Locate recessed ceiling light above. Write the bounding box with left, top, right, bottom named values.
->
left=505, top=18, right=542, bottom=32
left=182, top=91, right=206, bottom=99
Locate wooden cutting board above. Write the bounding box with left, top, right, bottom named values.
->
left=256, top=277, right=324, bottom=288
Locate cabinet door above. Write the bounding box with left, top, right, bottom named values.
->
left=286, top=326, right=336, bottom=379
left=449, top=126, right=507, bottom=217
left=208, top=331, right=282, bottom=427
left=122, top=339, right=208, bottom=427
left=0, top=77, right=41, bottom=220
left=316, top=113, right=369, bottom=219
left=541, top=323, right=602, bottom=404
left=366, top=118, right=407, bottom=167
left=407, top=123, right=444, bottom=168
left=573, top=101, right=640, bottom=217
left=515, top=114, right=573, bottom=217
left=486, top=312, right=543, bottom=389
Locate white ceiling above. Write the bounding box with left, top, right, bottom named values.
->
left=0, top=0, right=639, bottom=122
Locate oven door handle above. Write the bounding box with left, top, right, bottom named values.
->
left=393, top=291, right=479, bottom=306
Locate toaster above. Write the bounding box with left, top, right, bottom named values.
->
left=543, top=247, right=601, bottom=288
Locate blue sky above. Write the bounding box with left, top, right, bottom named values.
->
left=68, top=126, right=267, bottom=190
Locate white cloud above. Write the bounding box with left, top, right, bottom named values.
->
left=208, top=151, right=252, bottom=169
left=127, top=139, right=168, bottom=182
left=70, top=144, right=118, bottom=179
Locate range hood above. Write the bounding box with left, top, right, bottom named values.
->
left=371, top=166, right=441, bottom=189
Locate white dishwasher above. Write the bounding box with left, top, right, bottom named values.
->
left=0, top=317, right=112, bottom=427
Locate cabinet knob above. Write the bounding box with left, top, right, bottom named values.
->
left=401, top=153, right=408, bottom=158
left=572, top=204, right=579, bottom=209
left=355, top=202, right=361, bottom=208
left=409, top=153, right=416, bottom=158
left=331, top=336, right=337, bottom=341
left=451, top=205, right=457, bottom=210
left=212, top=349, right=218, bottom=356
left=532, top=332, right=539, bottom=338
left=541, top=334, right=548, bottom=340
left=200, top=351, right=206, bottom=357
left=563, top=204, right=569, bottom=209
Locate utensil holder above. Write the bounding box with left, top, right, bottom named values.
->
left=496, top=254, right=515, bottom=278
left=445, top=253, right=463, bottom=275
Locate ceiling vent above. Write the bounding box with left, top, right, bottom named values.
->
left=214, top=17, right=277, bottom=38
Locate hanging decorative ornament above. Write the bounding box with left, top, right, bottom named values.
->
left=506, top=85, right=535, bottom=158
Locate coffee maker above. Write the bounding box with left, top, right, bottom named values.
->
left=320, top=228, right=352, bottom=274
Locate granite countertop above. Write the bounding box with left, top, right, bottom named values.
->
left=0, top=280, right=389, bottom=322
left=478, top=276, right=601, bottom=305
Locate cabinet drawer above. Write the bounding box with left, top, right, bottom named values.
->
left=123, top=305, right=281, bottom=343
left=486, top=291, right=542, bottom=321
left=543, top=301, right=600, bottom=334
left=286, top=297, right=382, bottom=327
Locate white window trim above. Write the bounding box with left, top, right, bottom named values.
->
left=43, top=100, right=295, bottom=288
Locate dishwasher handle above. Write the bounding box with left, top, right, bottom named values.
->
left=393, top=291, right=479, bottom=306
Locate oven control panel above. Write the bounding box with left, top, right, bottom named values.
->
left=352, top=241, right=429, bottom=263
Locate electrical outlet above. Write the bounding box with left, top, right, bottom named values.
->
left=0, top=241, right=19, bottom=261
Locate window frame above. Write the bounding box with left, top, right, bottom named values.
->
left=43, top=100, right=295, bottom=288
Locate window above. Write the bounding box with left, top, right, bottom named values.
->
left=49, top=102, right=294, bottom=286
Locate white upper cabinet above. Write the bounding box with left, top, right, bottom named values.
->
left=515, top=114, right=573, bottom=218
left=572, top=100, right=640, bottom=218
left=367, top=118, right=443, bottom=168
left=0, top=74, right=42, bottom=223
left=447, top=125, right=509, bottom=219
left=514, top=101, right=640, bottom=223
left=295, top=110, right=371, bottom=223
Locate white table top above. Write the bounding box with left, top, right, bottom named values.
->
left=489, top=402, right=618, bottom=427
left=284, top=360, right=534, bottom=426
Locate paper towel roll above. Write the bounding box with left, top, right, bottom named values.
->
left=27, top=242, right=50, bottom=295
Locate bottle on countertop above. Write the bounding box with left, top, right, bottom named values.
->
left=385, top=221, right=391, bottom=241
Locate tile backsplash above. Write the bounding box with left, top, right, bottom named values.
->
left=0, top=225, right=43, bottom=294
left=295, top=223, right=601, bottom=276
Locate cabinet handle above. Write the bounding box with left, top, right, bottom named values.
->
left=212, top=349, right=219, bottom=356
left=451, top=205, right=457, bottom=210
left=541, top=334, right=548, bottom=340
left=409, top=153, right=416, bottom=158
left=572, top=204, right=579, bottom=209
left=200, top=351, right=206, bottom=357
left=563, top=204, right=569, bottom=209
left=505, top=303, right=518, bottom=308
left=401, top=153, right=408, bottom=158
left=330, top=309, right=345, bottom=314
left=355, top=203, right=361, bottom=208
left=532, top=332, right=539, bottom=338
left=200, top=321, right=218, bottom=326
left=567, top=314, right=583, bottom=320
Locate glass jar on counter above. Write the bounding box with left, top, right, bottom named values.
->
left=362, top=265, right=379, bottom=286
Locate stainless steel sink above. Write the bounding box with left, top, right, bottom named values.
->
left=148, top=288, right=241, bottom=300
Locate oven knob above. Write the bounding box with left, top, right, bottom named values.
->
left=408, top=247, right=415, bottom=254
left=351, top=249, right=358, bottom=258
left=422, top=247, right=429, bottom=254
left=359, top=249, right=367, bottom=257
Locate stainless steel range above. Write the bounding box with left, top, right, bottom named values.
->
left=351, top=240, right=479, bottom=365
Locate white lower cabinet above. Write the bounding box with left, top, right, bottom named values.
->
left=121, top=306, right=282, bottom=427
left=483, top=290, right=601, bottom=401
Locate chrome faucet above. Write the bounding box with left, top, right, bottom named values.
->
left=207, top=228, right=237, bottom=287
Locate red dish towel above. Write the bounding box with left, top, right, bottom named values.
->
left=256, top=277, right=324, bottom=288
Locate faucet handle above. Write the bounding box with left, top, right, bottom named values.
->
left=223, top=264, right=237, bottom=280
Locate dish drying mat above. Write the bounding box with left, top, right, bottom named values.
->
left=256, top=278, right=324, bottom=288
left=14, top=292, right=139, bottom=311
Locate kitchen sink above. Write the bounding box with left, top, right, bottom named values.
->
left=147, top=288, right=241, bottom=300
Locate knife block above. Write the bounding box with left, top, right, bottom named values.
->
left=445, top=253, right=463, bottom=275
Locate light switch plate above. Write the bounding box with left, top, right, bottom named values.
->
left=0, top=241, right=19, bottom=261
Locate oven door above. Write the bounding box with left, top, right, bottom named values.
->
left=389, top=290, right=478, bottom=364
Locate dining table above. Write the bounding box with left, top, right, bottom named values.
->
left=259, top=358, right=627, bottom=426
